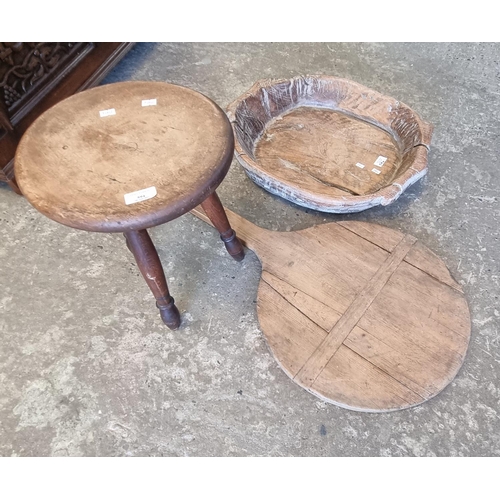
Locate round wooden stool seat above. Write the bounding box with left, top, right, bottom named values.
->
left=14, top=81, right=244, bottom=329
left=15, top=81, right=234, bottom=232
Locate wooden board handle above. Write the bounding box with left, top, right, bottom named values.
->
left=190, top=205, right=269, bottom=254
left=190, top=206, right=215, bottom=226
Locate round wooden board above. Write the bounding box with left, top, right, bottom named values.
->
left=193, top=208, right=471, bottom=412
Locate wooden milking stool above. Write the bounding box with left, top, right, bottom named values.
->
left=14, top=81, right=244, bottom=329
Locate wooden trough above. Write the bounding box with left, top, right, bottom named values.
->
left=227, top=76, right=433, bottom=213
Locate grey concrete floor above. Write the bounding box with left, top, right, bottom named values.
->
left=1, top=43, right=499, bottom=456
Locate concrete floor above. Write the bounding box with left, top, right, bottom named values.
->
left=1, top=43, right=499, bottom=456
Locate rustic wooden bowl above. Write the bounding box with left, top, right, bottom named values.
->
left=227, top=76, right=433, bottom=213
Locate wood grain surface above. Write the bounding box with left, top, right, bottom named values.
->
left=255, top=108, right=401, bottom=196
left=191, top=206, right=471, bottom=412
left=15, top=81, right=234, bottom=232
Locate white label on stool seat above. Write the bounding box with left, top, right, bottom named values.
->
left=374, top=155, right=387, bottom=167
left=99, top=108, right=116, bottom=117
left=142, top=99, right=157, bottom=107
left=372, top=168, right=381, bottom=174
left=124, top=186, right=157, bottom=205
left=355, top=162, right=365, bottom=169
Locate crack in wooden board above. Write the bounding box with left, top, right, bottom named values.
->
left=338, top=221, right=463, bottom=292
left=310, top=344, right=423, bottom=412
left=261, top=271, right=342, bottom=331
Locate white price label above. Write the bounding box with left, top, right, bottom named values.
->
left=142, top=99, right=157, bottom=107
left=372, top=168, right=381, bottom=175
left=355, top=162, right=365, bottom=169
left=374, top=156, right=387, bottom=167
left=124, top=186, right=157, bottom=205
left=99, top=108, right=116, bottom=117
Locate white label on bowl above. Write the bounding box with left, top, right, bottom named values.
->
left=99, top=108, right=116, bottom=117
left=142, top=98, right=157, bottom=107
left=124, top=186, right=157, bottom=205
left=355, top=162, right=365, bottom=169
left=372, top=168, right=381, bottom=175
left=374, top=156, right=387, bottom=167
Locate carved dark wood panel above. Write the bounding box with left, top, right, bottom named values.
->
left=0, top=42, right=93, bottom=119
left=0, top=42, right=134, bottom=194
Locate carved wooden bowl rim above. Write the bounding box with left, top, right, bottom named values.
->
left=227, top=75, right=434, bottom=213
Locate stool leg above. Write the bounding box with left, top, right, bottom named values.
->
left=124, top=229, right=181, bottom=330
left=200, top=191, right=245, bottom=261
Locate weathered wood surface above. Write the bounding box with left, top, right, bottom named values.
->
left=227, top=76, right=433, bottom=213
left=191, top=206, right=471, bottom=412
left=15, top=81, right=234, bottom=232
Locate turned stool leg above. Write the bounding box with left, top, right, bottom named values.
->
left=124, top=229, right=181, bottom=330
left=201, top=191, right=245, bottom=261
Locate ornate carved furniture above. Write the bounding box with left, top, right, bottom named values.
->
left=0, top=42, right=134, bottom=193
